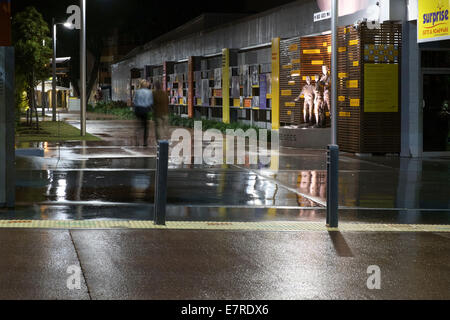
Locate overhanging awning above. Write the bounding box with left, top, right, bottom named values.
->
left=35, top=82, right=71, bottom=93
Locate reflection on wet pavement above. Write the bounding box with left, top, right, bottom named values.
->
left=8, top=119, right=450, bottom=223
left=15, top=169, right=309, bottom=207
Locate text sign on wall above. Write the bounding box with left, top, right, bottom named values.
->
left=314, top=10, right=331, bottom=22
left=364, top=64, right=399, bottom=113
left=418, top=0, right=450, bottom=43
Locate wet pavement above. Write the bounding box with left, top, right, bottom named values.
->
left=1, top=116, right=449, bottom=300
left=3, top=117, right=450, bottom=223
left=0, top=228, right=448, bottom=300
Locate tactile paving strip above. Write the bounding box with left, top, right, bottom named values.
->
left=0, top=220, right=449, bottom=233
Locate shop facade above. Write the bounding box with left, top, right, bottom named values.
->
left=111, top=0, right=450, bottom=156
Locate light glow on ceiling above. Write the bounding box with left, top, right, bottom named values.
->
left=317, top=0, right=371, bottom=16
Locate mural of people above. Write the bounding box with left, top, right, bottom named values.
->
left=295, top=76, right=315, bottom=125
left=320, top=65, right=331, bottom=125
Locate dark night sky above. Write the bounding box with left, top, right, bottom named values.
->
left=11, top=0, right=296, bottom=86
left=12, top=0, right=297, bottom=45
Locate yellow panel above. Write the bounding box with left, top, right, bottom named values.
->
left=288, top=81, right=296, bottom=85
left=197, top=98, right=202, bottom=105
left=347, top=80, right=359, bottom=88
left=350, top=99, right=360, bottom=107
left=282, top=64, right=293, bottom=69
left=338, top=47, right=347, bottom=53
left=349, top=39, right=359, bottom=46
left=292, top=59, right=300, bottom=64
left=338, top=96, right=345, bottom=102
left=272, top=38, right=280, bottom=130
left=289, top=44, right=298, bottom=52
left=353, top=61, right=359, bottom=67
left=287, top=111, right=292, bottom=115
left=338, top=73, right=348, bottom=79
left=222, top=48, right=230, bottom=123
left=290, top=70, right=301, bottom=76
left=364, top=64, right=399, bottom=113
left=285, top=102, right=295, bottom=107
left=323, top=42, right=328, bottom=47
left=266, top=94, right=272, bottom=99
left=233, top=99, right=241, bottom=107
left=281, top=90, right=292, bottom=96
left=339, top=112, right=351, bottom=117
left=303, top=49, right=321, bottom=54
left=327, top=46, right=332, bottom=53
left=311, top=60, right=324, bottom=65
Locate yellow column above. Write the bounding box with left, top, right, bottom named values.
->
left=271, top=38, right=280, bottom=130
left=222, top=48, right=230, bottom=124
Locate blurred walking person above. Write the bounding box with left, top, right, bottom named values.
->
left=133, top=79, right=153, bottom=146
left=152, top=80, right=169, bottom=141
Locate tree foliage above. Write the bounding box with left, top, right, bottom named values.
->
left=12, top=6, right=52, bottom=126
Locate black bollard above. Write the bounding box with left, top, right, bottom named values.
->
left=327, top=145, right=339, bottom=228
left=154, top=140, right=169, bottom=225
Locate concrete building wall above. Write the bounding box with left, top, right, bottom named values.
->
left=128, top=1, right=328, bottom=66
left=110, top=0, right=450, bottom=158
left=112, top=0, right=403, bottom=101
left=401, top=21, right=422, bottom=158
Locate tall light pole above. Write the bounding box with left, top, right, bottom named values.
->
left=327, top=0, right=339, bottom=228
left=80, top=0, right=87, bottom=136
left=331, top=0, right=338, bottom=145
left=42, top=39, right=46, bottom=118
left=52, top=20, right=71, bottom=122
left=52, top=18, right=57, bottom=122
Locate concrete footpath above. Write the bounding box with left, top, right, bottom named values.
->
left=0, top=228, right=448, bottom=300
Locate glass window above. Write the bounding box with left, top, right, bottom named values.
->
left=422, top=50, right=450, bottom=68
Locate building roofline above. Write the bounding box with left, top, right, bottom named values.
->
left=114, top=0, right=308, bottom=65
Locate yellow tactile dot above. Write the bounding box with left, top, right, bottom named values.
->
left=0, top=220, right=449, bottom=233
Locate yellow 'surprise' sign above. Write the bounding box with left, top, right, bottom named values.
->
left=418, top=0, right=450, bottom=43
